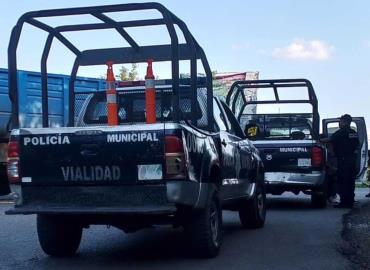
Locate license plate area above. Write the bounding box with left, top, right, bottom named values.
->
left=138, top=164, right=163, bottom=180
left=297, top=158, right=311, bottom=167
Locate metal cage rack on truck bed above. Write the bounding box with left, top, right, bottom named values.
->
left=8, top=2, right=213, bottom=130
left=225, top=79, right=320, bottom=138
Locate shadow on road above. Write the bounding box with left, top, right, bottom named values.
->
left=30, top=196, right=321, bottom=269
left=34, top=214, right=258, bottom=269
left=267, top=195, right=314, bottom=211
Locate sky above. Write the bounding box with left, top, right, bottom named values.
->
left=1, top=0, right=370, bottom=135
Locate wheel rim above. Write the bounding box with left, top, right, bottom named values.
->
left=210, top=203, right=220, bottom=247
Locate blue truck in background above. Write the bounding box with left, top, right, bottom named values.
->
left=0, top=68, right=105, bottom=194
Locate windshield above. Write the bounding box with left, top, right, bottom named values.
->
left=241, top=114, right=313, bottom=140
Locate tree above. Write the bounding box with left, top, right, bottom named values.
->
left=212, top=70, right=218, bottom=79
left=115, top=64, right=138, bottom=81
left=128, top=63, right=138, bottom=81
left=117, top=66, right=128, bottom=81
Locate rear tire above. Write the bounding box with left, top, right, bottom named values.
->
left=239, top=179, right=266, bottom=229
left=37, top=214, right=82, bottom=257
left=184, top=191, right=222, bottom=258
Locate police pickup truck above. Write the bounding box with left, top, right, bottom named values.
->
left=5, top=3, right=265, bottom=258
left=227, top=79, right=369, bottom=208
left=227, top=79, right=329, bottom=208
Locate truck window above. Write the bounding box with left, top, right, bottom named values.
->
left=82, top=88, right=204, bottom=125
left=241, top=114, right=313, bottom=140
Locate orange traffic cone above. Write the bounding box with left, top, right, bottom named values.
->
left=145, top=59, right=156, bottom=124
left=106, top=61, right=118, bottom=126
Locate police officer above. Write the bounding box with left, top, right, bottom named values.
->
left=329, top=114, right=359, bottom=208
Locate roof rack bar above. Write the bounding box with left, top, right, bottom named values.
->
left=26, top=18, right=80, bottom=55
left=77, top=44, right=195, bottom=66
left=272, top=83, right=280, bottom=102
left=117, top=77, right=208, bottom=88
left=235, top=83, right=310, bottom=89
left=226, top=78, right=320, bottom=138
left=92, top=12, right=139, bottom=50
left=193, top=40, right=213, bottom=130
left=7, top=24, right=23, bottom=129
left=40, top=34, right=54, bottom=128
left=9, top=3, right=213, bottom=130
left=154, top=10, right=180, bottom=122
left=226, top=79, right=317, bottom=105
left=17, top=3, right=177, bottom=18
left=171, top=16, right=198, bottom=124
left=232, top=79, right=311, bottom=84
left=244, top=100, right=312, bottom=105
left=68, top=60, right=79, bottom=127
left=56, top=19, right=166, bottom=32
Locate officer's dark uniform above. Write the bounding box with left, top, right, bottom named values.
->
left=331, top=125, right=359, bottom=207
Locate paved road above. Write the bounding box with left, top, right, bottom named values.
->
left=1, top=191, right=368, bottom=270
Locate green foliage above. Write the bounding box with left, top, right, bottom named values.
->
left=116, top=64, right=138, bottom=81
left=128, top=63, right=138, bottom=81
left=116, top=66, right=128, bottom=81
left=211, top=70, right=218, bottom=79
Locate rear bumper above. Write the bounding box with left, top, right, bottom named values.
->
left=6, top=205, right=177, bottom=215
left=265, top=171, right=325, bottom=192
left=5, top=181, right=212, bottom=215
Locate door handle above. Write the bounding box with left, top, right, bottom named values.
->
left=221, top=139, right=227, bottom=147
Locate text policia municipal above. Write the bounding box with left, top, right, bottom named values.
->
left=22, top=132, right=160, bottom=146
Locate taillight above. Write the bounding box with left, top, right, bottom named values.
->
left=165, top=136, right=184, bottom=153
left=165, top=135, right=186, bottom=179
left=8, top=141, right=19, bottom=158
left=7, top=139, right=20, bottom=184
left=311, top=146, right=324, bottom=168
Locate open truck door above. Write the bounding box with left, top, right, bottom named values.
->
left=322, top=117, right=368, bottom=182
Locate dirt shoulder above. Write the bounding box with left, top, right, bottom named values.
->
left=340, top=201, right=370, bottom=270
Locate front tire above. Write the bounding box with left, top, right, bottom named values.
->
left=184, top=191, right=222, bottom=258
left=37, top=214, right=82, bottom=257
left=239, top=179, right=266, bottom=229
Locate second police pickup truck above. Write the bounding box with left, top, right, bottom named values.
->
left=227, top=79, right=368, bottom=208
left=5, top=3, right=266, bottom=258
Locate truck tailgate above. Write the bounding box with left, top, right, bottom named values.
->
left=18, top=125, right=166, bottom=185
left=252, top=140, right=317, bottom=172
